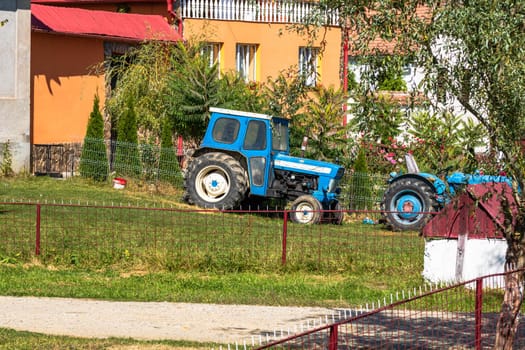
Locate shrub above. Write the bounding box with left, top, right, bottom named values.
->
left=113, top=97, right=142, bottom=177
left=0, top=140, right=13, bottom=177
left=158, top=117, right=182, bottom=185
left=347, top=147, right=374, bottom=210
left=79, top=95, right=109, bottom=181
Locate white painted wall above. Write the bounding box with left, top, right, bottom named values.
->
left=0, top=0, right=31, bottom=173
left=422, top=238, right=507, bottom=284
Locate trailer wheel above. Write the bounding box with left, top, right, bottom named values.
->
left=381, top=177, right=438, bottom=231
left=184, top=152, right=247, bottom=209
left=290, top=195, right=321, bottom=224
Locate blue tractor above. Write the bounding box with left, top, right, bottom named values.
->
left=380, top=154, right=514, bottom=231
left=183, top=107, right=345, bottom=224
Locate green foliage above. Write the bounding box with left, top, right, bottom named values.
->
left=105, top=41, right=175, bottom=138
left=79, top=95, right=109, bottom=181
left=353, top=147, right=369, bottom=173
left=408, top=111, right=487, bottom=173
left=0, top=140, right=13, bottom=177
left=164, top=40, right=264, bottom=141
left=139, top=140, right=158, bottom=181
left=158, top=117, right=182, bottom=185
left=261, top=67, right=309, bottom=120
left=347, top=148, right=374, bottom=210
left=294, top=85, right=348, bottom=161
left=114, top=97, right=142, bottom=177
left=347, top=69, right=359, bottom=91
left=216, top=72, right=265, bottom=112
left=377, top=65, right=407, bottom=92
left=166, top=41, right=220, bottom=141
left=260, top=68, right=309, bottom=153
left=348, top=93, right=404, bottom=145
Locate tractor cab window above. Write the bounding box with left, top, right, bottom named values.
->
left=243, top=120, right=267, bottom=150
left=212, top=118, right=240, bottom=144
left=272, top=119, right=289, bottom=152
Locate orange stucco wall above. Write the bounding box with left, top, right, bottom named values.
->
left=31, top=33, right=106, bottom=144
left=183, top=20, right=342, bottom=88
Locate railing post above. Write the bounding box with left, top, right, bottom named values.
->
left=328, top=324, right=338, bottom=350
left=282, top=210, right=288, bottom=266
left=35, top=204, right=41, bottom=256
left=475, top=277, right=483, bottom=350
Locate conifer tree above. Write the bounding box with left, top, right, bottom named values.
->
left=113, top=96, right=142, bottom=177
left=79, top=95, right=108, bottom=181
left=158, top=117, right=182, bottom=185
left=348, top=147, right=372, bottom=210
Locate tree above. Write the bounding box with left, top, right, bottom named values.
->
left=407, top=110, right=487, bottom=173
left=113, top=96, right=142, bottom=178
left=79, top=95, right=109, bottom=181
left=165, top=40, right=263, bottom=142
left=296, top=85, right=348, bottom=162
left=158, top=117, right=182, bottom=185
left=105, top=41, right=175, bottom=140
left=260, top=68, right=309, bottom=152
left=347, top=147, right=373, bottom=210
left=305, top=1, right=525, bottom=347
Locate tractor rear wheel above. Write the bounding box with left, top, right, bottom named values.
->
left=184, top=152, right=248, bottom=209
left=290, top=195, right=321, bottom=224
left=381, top=177, right=438, bottom=231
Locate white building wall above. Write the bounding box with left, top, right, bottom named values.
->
left=422, top=238, right=507, bottom=284
left=0, top=0, right=31, bottom=173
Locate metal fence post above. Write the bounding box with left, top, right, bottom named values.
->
left=475, top=277, right=483, bottom=350
left=282, top=210, right=288, bottom=266
left=35, top=204, right=41, bottom=256
left=328, top=324, right=338, bottom=350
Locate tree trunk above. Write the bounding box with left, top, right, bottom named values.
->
left=494, top=264, right=523, bottom=349
left=494, top=233, right=525, bottom=349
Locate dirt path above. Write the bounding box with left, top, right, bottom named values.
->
left=0, top=296, right=334, bottom=345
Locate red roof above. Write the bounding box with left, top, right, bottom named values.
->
left=31, top=4, right=181, bottom=42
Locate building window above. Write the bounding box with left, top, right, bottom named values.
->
left=201, top=42, right=222, bottom=68
left=299, top=47, right=320, bottom=87
left=236, top=44, right=257, bottom=82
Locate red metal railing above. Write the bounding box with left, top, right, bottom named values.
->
left=255, top=270, right=525, bottom=349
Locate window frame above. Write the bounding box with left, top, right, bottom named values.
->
left=299, top=46, right=320, bottom=87
left=236, top=43, right=258, bottom=82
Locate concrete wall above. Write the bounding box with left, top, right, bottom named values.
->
left=0, top=0, right=31, bottom=173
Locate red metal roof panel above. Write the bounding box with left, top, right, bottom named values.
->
left=422, top=183, right=517, bottom=239
left=31, top=4, right=181, bottom=42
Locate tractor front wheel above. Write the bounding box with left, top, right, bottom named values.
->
left=290, top=195, right=321, bottom=224
left=184, top=152, right=247, bottom=209
left=381, top=177, right=438, bottom=231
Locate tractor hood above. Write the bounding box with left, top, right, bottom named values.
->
left=273, top=154, right=345, bottom=179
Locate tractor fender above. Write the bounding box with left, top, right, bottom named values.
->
left=389, top=173, right=446, bottom=196
left=190, top=147, right=248, bottom=173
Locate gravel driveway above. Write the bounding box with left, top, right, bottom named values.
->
left=0, top=296, right=334, bottom=345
